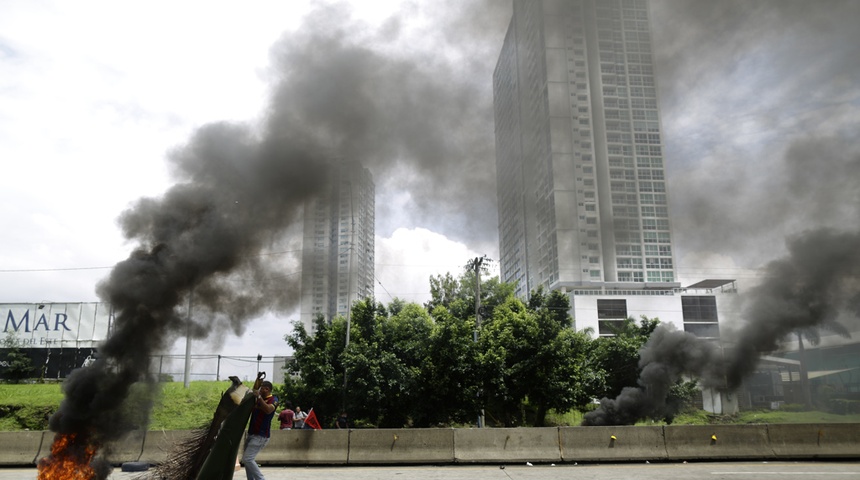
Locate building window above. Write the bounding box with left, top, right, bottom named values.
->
left=598, top=299, right=628, bottom=335
left=682, top=296, right=718, bottom=322
left=597, top=299, right=627, bottom=319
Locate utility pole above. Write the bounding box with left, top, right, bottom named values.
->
left=467, top=255, right=490, bottom=427
left=343, top=180, right=355, bottom=410
left=183, top=291, right=193, bottom=388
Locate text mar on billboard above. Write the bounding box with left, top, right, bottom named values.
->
left=1, top=303, right=111, bottom=348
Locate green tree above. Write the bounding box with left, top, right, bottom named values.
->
left=426, top=270, right=515, bottom=322
left=526, top=289, right=602, bottom=425
left=420, top=305, right=482, bottom=425
left=478, top=291, right=599, bottom=426
left=592, top=316, right=660, bottom=399
left=283, top=314, right=348, bottom=428
left=288, top=299, right=441, bottom=428
left=342, top=299, right=433, bottom=427
left=478, top=296, right=536, bottom=426
left=1, top=333, right=36, bottom=383
left=425, top=272, right=460, bottom=312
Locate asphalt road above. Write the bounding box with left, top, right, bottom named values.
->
left=4, top=461, right=859, bottom=480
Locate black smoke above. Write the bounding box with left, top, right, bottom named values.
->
left=583, top=324, right=723, bottom=426
left=723, top=229, right=859, bottom=389
left=584, top=228, right=860, bottom=426
left=45, top=1, right=510, bottom=472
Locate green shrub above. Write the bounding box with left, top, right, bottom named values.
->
left=780, top=403, right=807, bottom=412
left=14, top=405, right=54, bottom=430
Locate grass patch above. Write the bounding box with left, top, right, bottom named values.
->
left=736, top=409, right=860, bottom=424
left=148, top=381, right=232, bottom=430
left=545, top=409, right=586, bottom=426
left=3, top=383, right=860, bottom=431
left=0, top=380, right=239, bottom=431
left=0, top=383, right=65, bottom=407
left=543, top=407, right=860, bottom=427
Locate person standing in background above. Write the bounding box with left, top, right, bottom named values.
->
left=278, top=401, right=295, bottom=430
left=335, top=411, right=349, bottom=429
left=293, top=405, right=307, bottom=429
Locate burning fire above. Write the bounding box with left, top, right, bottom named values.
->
left=37, top=433, right=99, bottom=480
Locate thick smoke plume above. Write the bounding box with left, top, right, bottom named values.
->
left=44, top=2, right=508, bottom=474
left=583, top=324, right=723, bottom=426
left=584, top=228, right=860, bottom=426
left=722, top=228, right=859, bottom=388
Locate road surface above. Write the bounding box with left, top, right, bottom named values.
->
left=5, top=461, right=860, bottom=480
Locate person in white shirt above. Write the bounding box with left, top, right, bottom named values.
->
left=293, top=405, right=308, bottom=429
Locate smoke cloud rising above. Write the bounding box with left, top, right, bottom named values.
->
left=583, top=325, right=723, bottom=426
left=45, top=1, right=510, bottom=471
left=584, top=228, right=860, bottom=426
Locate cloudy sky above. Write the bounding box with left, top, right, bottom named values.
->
left=1, top=0, right=858, bottom=378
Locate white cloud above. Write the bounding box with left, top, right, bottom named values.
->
left=375, top=227, right=492, bottom=306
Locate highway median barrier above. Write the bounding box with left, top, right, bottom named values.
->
left=139, top=430, right=197, bottom=466
left=561, top=425, right=667, bottom=462
left=454, top=427, right=561, bottom=464
left=1, top=423, right=857, bottom=466
left=664, top=424, right=774, bottom=460
left=256, top=428, right=348, bottom=465
left=0, top=430, right=43, bottom=466
left=348, top=428, right=454, bottom=464
left=768, top=423, right=860, bottom=459
left=104, top=429, right=145, bottom=465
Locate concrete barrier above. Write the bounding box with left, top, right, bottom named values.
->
left=4, top=424, right=858, bottom=467
left=348, top=428, right=454, bottom=464
left=768, top=423, right=860, bottom=458
left=561, top=425, right=667, bottom=462
left=256, top=429, right=349, bottom=465
left=34, top=431, right=56, bottom=466
left=0, top=431, right=43, bottom=465
left=103, top=429, right=145, bottom=464
left=664, top=424, right=774, bottom=460
left=139, top=430, right=197, bottom=465
left=454, top=428, right=561, bottom=464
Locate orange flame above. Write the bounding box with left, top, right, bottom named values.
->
left=37, top=433, right=99, bottom=480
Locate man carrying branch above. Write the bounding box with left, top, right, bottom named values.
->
left=242, top=380, right=278, bottom=480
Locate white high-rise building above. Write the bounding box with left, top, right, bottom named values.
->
left=494, top=0, right=678, bottom=301
left=494, top=0, right=738, bottom=340
left=299, top=159, right=375, bottom=330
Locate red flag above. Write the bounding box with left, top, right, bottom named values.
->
left=304, top=408, right=322, bottom=430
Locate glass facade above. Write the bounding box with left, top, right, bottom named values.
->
left=300, top=159, right=375, bottom=329
left=494, top=0, right=677, bottom=297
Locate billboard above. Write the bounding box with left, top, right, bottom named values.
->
left=2, top=303, right=112, bottom=349
left=1, top=303, right=111, bottom=380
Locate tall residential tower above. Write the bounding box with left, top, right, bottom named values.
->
left=299, top=159, right=375, bottom=330
left=494, top=0, right=678, bottom=300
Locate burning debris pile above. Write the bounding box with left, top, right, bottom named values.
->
left=584, top=228, right=860, bottom=426
left=38, top=432, right=105, bottom=480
